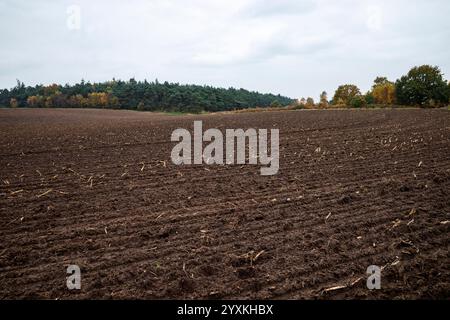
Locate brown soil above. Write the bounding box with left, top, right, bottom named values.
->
left=0, top=108, right=449, bottom=299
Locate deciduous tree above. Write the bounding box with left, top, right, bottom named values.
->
left=306, top=97, right=315, bottom=108
left=395, top=65, right=449, bottom=106
left=10, top=98, right=18, bottom=108
left=371, top=77, right=396, bottom=105
left=332, top=84, right=361, bottom=106
left=319, top=91, right=328, bottom=108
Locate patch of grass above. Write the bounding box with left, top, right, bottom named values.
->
left=164, top=111, right=209, bottom=116
left=164, top=111, right=187, bottom=116
left=230, top=106, right=292, bottom=114
left=134, top=109, right=209, bottom=116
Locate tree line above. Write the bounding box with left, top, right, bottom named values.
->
left=296, top=65, right=450, bottom=109
left=0, top=78, right=294, bottom=113
left=1, top=65, right=449, bottom=112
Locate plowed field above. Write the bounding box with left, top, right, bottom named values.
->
left=0, top=108, right=449, bottom=299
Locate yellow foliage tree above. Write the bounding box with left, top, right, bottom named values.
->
left=87, top=92, right=111, bottom=108
left=371, top=77, right=396, bottom=105
left=27, top=96, right=39, bottom=107
left=10, top=98, right=18, bottom=108
left=305, top=97, right=315, bottom=108
left=372, top=83, right=396, bottom=104
left=319, top=91, right=328, bottom=108
left=43, top=84, right=59, bottom=96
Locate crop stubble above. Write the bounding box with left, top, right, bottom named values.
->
left=0, top=108, right=449, bottom=299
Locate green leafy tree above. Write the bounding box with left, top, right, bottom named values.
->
left=270, top=100, right=283, bottom=108
left=373, top=77, right=389, bottom=86
left=365, top=91, right=375, bottom=105
left=395, top=65, right=449, bottom=106
left=447, top=81, right=450, bottom=104
left=332, top=84, right=361, bottom=106
left=350, top=95, right=366, bottom=108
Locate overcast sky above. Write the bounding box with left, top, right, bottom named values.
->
left=1, top=0, right=449, bottom=100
